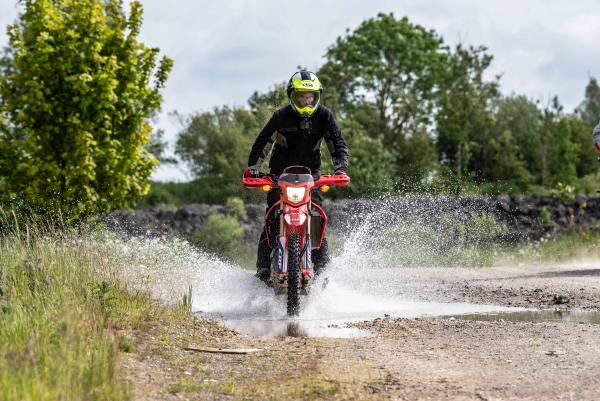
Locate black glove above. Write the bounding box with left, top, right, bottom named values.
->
left=334, top=168, right=347, bottom=175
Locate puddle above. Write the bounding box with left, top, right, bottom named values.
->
left=448, top=310, right=600, bottom=325
left=196, top=300, right=520, bottom=338
left=218, top=318, right=371, bottom=338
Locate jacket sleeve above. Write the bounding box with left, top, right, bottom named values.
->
left=247, top=112, right=280, bottom=169
left=323, top=108, right=349, bottom=171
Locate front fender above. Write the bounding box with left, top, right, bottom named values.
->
left=284, top=204, right=308, bottom=226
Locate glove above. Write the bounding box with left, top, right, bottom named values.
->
left=334, top=168, right=347, bottom=175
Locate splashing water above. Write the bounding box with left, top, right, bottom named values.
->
left=99, top=197, right=525, bottom=337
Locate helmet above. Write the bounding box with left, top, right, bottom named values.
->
left=286, top=70, right=322, bottom=117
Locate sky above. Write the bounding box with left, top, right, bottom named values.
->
left=1, top=0, right=599, bottom=181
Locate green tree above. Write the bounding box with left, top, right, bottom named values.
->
left=577, top=77, right=600, bottom=129
left=318, top=13, right=446, bottom=146
left=436, top=45, right=500, bottom=183
left=335, top=118, right=395, bottom=196
left=493, top=95, right=543, bottom=181
left=0, top=0, right=172, bottom=218
left=175, top=106, right=270, bottom=198
left=248, top=82, right=288, bottom=114
left=569, top=115, right=598, bottom=177
left=487, top=130, right=534, bottom=190
left=549, top=115, right=580, bottom=186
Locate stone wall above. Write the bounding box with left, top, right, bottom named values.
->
left=104, top=195, right=600, bottom=243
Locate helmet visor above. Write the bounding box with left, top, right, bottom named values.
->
left=291, top=90, right=320, bottom=110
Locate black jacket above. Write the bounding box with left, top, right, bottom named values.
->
left=247, top=104, right=348, bottom=176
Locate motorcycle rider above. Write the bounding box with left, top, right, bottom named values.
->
left=246, top=70, right=349, bottom=283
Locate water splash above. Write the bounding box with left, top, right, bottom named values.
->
left=98, top=196, right=525, bottom=337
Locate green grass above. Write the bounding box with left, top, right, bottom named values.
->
left=0, top=222, right=175, bottom=401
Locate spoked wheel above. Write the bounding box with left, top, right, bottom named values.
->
left=286, top=233, right=302, bottom=316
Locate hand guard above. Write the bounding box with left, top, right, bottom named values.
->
left=246, top=167, right=260, bottom=177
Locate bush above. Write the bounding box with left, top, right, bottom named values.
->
left=192, top=214, right=243, bottom=258
left=226, top=197, right=247, bottom=220
left=464, top=213, right=508, bottom=243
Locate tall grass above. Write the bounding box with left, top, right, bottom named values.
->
left=0, top=216, right=158, bottom=401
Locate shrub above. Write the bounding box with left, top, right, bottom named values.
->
left=226, top=197, right=247, bottom=221
left=192, top=214, right=243, bottom=258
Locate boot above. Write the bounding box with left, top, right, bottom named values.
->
left=312, top=237, right=330, bottom=276
left=256, top=229, right=271, bottom=284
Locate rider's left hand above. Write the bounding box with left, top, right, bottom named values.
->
left=334, top=168, right=347, bottom=175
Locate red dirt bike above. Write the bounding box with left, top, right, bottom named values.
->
left=243, top=166, right=350, bottom=316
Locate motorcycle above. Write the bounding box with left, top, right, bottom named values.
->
left=243, top=166, right=350, bottom=316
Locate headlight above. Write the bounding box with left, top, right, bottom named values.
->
left=286, top=187, right=306, bottom=204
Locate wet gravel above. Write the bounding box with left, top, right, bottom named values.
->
left=126, top=261, right=600, bottom=400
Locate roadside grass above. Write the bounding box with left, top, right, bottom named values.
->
left=345, top=226, right=600, bottom=268
left=500, top=229, right=600, bottom=265
left=0, top=221, right=191, bottom=401
left=435, top=229, right=600, bottom=267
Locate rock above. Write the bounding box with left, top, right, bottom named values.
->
left=552, top=294, right=570, bottom=305
left=104, top=195, right=600, bottom=244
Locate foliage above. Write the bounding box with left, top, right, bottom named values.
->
left=492, top=95, right=543, bottom=179
left=576, top=77, right=600, bottom=129
left=175, top=106, right=271, bottom=198
left=319, top=13, right=446, bottom=146
left=436, top=45, right=500, bottom=182
left=167, top=13, right=598, bottom=200
left=226, top=196, right=247, bottom=220
left=538, top=206, right=555, bottom=228
left=0, top=0, right=172, bottom=219
left=334, top=118, right=395, bottom=197
left=0, top=227, right=136, bottom=400
left=549, top=182, right=576, bottom=202
left=464, top=213, right=508, bottom=242
left=247, top=82, right=288, bottom=113
left=192, top=214, right=243, bottom=258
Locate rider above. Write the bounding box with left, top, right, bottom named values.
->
left=246, top=70, right=349, bottom=283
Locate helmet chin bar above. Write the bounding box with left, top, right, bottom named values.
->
left=291, top=90, right=320, bottom=116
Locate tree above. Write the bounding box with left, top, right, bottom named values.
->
left=493, top=95, right=543, bottom=181
left=569, top=115, right=598, bottom=177
left=0, top=0, right=172, bottom=218
left=318, top=13, right=446, bottom=146
left=334, top=118, right=395, bottom=197
left=175, top=106, right=271, bottom=199
left=548, top=115, right=580, bottom=186
left=248, top=82, right=288, bottom=114
left=577, top=77, right=600, bottom=129
left=486, top=130, right=534, bottom=189
left=436, top=45, right=500, bottom=183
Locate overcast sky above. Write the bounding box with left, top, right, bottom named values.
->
left=1, top=0, right=599, bottom=181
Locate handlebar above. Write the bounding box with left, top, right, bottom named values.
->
left=242, top=168, right=350, bottom=188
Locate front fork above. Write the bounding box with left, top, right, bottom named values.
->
left=275, top=205, right=313, bottom=281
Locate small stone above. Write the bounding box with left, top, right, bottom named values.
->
left=552, top=294, right=570, bottom=305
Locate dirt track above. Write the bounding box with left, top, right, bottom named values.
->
left=125, top=262, right=600, bottom=400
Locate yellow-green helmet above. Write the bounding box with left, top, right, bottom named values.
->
left=287, top=70, right=322, bottom=117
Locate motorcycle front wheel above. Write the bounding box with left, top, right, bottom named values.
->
left=286, top=233, right=301, bottom=316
